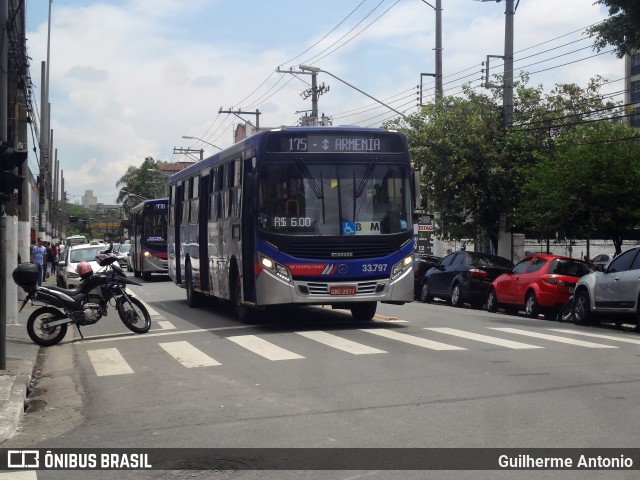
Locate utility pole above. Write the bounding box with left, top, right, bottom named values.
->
left=277, top=67, right=330, bottom=125
left=503, top=0, right=515, bottom=127
left=218, top=108, right=261, bottom=131
left=420, top=0, right=443, bottom=99
left=481, top=0, right=515, bottom=128
left=173, top=147, right=203, bottom=161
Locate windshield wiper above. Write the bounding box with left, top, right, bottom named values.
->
left=354, top=158, right=377, bottom=198
left=296, top=159, right=323, bottom=199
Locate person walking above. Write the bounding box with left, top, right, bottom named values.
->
left=51, top=241, right=59, bottom=278
left=44, top=241, right=53, bottom=279
left=30, top=238, right=47, bottom=286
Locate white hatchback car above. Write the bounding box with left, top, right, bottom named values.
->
left=57, top=244, right=105, bottom=288
left=573, top=246, right=640, bottom=327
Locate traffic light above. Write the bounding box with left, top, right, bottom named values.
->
left=0, top=144, right=27, bottom=200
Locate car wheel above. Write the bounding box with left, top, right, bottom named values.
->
left=420, top=282, right=432, bottom=303
left=573, top=290, right=593, bottom=325
left=524, top=292, right=540, bottom=318
left=486, top=288, right=499, bottom=313
left=450, top=284, right=463, bottom=307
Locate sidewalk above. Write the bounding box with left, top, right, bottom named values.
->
left=0, top=271, right=55, bottom=443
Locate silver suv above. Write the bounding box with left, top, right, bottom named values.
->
left=573, top=246, right=640, bottom=327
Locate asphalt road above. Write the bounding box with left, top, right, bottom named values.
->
left=4, top=274, right=640, bottom=480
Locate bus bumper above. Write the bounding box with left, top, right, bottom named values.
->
left=254, top=267, right=414, bottom=306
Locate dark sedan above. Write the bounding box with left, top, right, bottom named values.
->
left=413, top=254, right=441, bottom=299
left=419, top=251, right=513, bottom=308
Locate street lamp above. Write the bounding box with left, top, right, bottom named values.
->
left=298, top=65, right=407, bottom=119
left=181, top=136, right=223, bottom=151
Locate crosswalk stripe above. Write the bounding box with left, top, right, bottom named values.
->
left=156, top=321, right=176, bottom=330
left=0, top=472, right=37, bottom=479
left=360, top=329, right=466, bottom=350
left=134, top=297, right=159, bottom=316
left=425, top=328, right=543, bottom=349
left=489, top=328, right=619, bottom=348
left=296, top=331, right=387, bottom=354
left=87, top=348, right=134, bottom=376
left=159, top=341, right=221, bottom=368
left=548, top=328, right=640, bottom=345
left=227, top=335, right=305, bottom=360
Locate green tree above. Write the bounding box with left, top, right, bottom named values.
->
left=586, top=0, right=640, bottom=58
left=389, top=75, right=624, bottom=252
left=517, top=122, right=640, bottom=255
left=115, top=156, right=168, bottom=211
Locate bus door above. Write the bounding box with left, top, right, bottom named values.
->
left=175, top=183, right=184, bottom=285
left=241, top=157, right=256, bottom=302
left=198, top=174, right=210, bottom=293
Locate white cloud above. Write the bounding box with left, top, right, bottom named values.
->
left=26, top=0, right=620, bottom=203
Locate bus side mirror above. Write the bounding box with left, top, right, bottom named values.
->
left=412, top=168, right=422, bottom=210
left=121, top=220, right=130, bottom=229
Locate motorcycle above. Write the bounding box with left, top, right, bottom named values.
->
left=13, top=251, right=151, bottom=347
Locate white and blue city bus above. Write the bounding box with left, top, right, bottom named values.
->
left=168, top=126, right=418, bottom=321
left=129, top=198, right=168, bottom=281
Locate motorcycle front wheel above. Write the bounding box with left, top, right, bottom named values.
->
left=116, top=297, right=151, bottom=334
left=27, top=307, right=68, bottom=346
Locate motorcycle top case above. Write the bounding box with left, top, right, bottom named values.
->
left=12, top=263, right=40, bottom=287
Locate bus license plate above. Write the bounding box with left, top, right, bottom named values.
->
left=329, top=285, right=356, bottom=296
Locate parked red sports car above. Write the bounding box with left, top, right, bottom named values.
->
left=486, top=253, right=592, bottom=318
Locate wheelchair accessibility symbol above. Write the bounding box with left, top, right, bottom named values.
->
left=342, top=222, right=356, bottom=235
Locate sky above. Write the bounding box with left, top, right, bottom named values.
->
left=24, top=0, right=620, bottom=204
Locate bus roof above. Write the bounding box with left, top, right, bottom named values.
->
left=129, top=197, right=169, bottom=214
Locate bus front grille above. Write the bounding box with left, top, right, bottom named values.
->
left=282, top=242, right=395, bottom=260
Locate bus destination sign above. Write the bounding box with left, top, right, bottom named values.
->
left=269, top=133, right=404, bottom=153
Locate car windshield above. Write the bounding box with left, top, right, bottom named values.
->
left=69, top=247, right=104, bottom=263
left=118, top=244, right=131, bottom=254
left=548, top=259, right=591, bottom=277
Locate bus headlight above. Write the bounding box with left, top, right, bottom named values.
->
left=260, top=254, right=292, bottom=283
left=143, top=250, right=150, bottom=257
left=391, top=255, right=413, bottom=280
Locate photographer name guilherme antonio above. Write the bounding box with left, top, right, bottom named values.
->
left=499, top=454, right=634, bottom=469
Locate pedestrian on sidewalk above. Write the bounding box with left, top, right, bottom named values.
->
left=44, top=241, right=53, bottom=279
left=30, top=237, right=47, bottom=286
left=51, top=241, right=59, bottom=278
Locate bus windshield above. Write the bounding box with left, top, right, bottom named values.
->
left=143, top=211, right=168, bottom=245
left=257, top=162, right=412, bottom=236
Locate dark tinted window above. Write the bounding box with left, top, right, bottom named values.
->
left=512, top=259, right=530, bottom=274
left=592, top=254, right=609, bottom=263
left=469, top=253, right=512, bottom=269
left=631, top=249, right=640, bottom=271
left=452, top=253, right=467, bottom=266
left=607, top=249, right=637, bottom=273
left=440, top=253, right=457, bottom=268
left=548, top=259, right=591, bottom=277
left=525, top=257, right=546, bottom=273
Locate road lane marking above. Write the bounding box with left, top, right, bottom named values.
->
left=79, top=325, right=254, bottom=344
left=296, top=331, right=387, bottom=354
left=87, top=348, right=134, bottom=376
left=548, top=329, right=640, bottom=345
left=489, top=328, right=619, bottom=348
left=425, top=328, right=544, bottom=349
left=227, top=335, right=305, bottom=360
left=136, top=298, right=160, bottom=316
left=360, top=329, right=466, bottom=350
left=159, top=341, right=221, bottom=368
left=156, top=320, right=176, bottom=330
left=0, top=472, right=37, bottom=479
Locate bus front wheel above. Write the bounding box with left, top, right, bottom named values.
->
left=351, top=302, right=377, bottom=321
